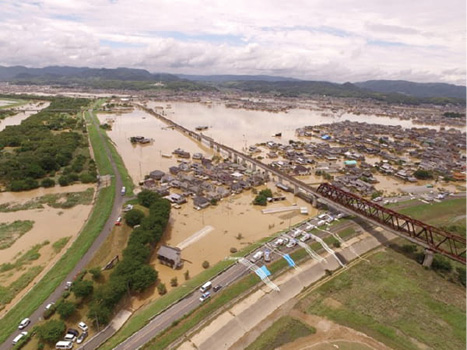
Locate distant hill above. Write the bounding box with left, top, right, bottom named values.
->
left=355, top=80, right=466, bottom=99
left=0, top=66, right=181, bottom=82
left=176, top=74, right=301, bottom=82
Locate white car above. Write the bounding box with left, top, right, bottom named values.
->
left=78, top=321, right=88, bottom=332
left=290, top=229, right=302, bottom=238
left=300, top=233, right=311, bottom=242
left=250, top=251, right=264, bottom=263
left=286, top=239, right=297, bottom=248
left=199, top=292, right=211, bottom=302
left=45, top=302, right=55, bottom=310
left=18, top=318, right=30, bottom=330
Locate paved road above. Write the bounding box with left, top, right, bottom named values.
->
left=1, top=109, right=125, bottom=349
left=100, top=218, right=352, bottom=350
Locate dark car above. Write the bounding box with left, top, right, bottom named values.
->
left=67, top=328, right=79, bottom=337
left=213, top=285, right=222, bottom=292
left=76, top=331, right=88, bottom=344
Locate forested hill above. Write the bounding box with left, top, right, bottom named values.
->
left=218, top=80, right=465, bottom=105
left=0, top=66, right=180, bottom=82
left=354, top=80, right=466, bottom=99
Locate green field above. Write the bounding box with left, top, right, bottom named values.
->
left=245, top=316, right=316, bottom=350
left=398, top=197, right=466, bottom=229
left=297, top=249, right=466, bottom=350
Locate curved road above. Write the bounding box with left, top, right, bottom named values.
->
left=1, top=109, right=125, bottom=349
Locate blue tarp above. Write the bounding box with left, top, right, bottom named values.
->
left=260, top=265, right=271, bottom=277
left=283, top=254, right=296, bottom=267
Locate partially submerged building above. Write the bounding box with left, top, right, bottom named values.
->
left=157, top=245, right=183, bottom=269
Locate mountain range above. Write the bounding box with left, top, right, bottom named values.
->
left=0, top=65, right=465, bottom=101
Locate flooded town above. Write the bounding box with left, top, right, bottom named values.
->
left=0, top=85, right=465, bottom=350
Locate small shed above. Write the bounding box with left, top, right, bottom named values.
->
left=157, top=245, right=183, bottom=269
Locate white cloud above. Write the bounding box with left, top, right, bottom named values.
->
left=0, top=0, right=465, bottom=84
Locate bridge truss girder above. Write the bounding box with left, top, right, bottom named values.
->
left=316, top=183, right=466, bottom=264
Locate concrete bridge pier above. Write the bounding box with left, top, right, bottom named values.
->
left=422, top=249, right=434, bottom=267
left=294, top=185, right=299, bottom=195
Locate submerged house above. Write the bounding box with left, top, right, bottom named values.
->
left=157, top=245, right=183, bottom=269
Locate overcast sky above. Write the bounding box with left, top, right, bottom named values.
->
left=1, top=0, right=465, bottom=84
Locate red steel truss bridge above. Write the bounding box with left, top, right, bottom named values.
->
left=316, top=183, right=466, bottom=264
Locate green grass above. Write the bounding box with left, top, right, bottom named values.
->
left=86, top=105, right=135, bottom=196
left=0, top=103, right=118, bottom=344
left=0, top=266, right=45, bottom=307
left=52, top=237, right=71, bottom=253
left=0, top=220, right=34, bottom=249
left=298, top=249, right=466, bottom=350
left=0, top=241, right=49, bottom=274
left=245, top=316, right=316, bottom=350
left=398, top=198, right=466, bottom=228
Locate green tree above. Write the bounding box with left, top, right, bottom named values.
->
left=137, top=190, right=160, bottom=208
left=37, top=319, right=66, bottom=343
left=170, top=277, right=178, bottom=287
left=72, top=279, right=94, bottom=298
left=89, top=267, right=102, bottom=281
left=56, top=300, right=76, bottom=320
left=125, top=208, right=145, bottom=227
left=413, top=169, right=433, bottom=180
left=157, top=282, right=167, bottom=295
left=131, top=265, right=158, bottom=292
left=41, top=178, right=55, bottom=188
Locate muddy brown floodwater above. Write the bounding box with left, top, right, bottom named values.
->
left=0, top=184, right=95, bottom=316
left=0, top=101, right=51, bottom=132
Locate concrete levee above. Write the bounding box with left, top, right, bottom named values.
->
left=179, top=230, right=396, bottom=350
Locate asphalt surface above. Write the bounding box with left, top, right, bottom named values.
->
left=0, top=110, right=125, bottom=350
left=91, top=217, right=352, bottom=350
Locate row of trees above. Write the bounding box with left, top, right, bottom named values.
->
left=87, top=190, right=171, bottom=325
left=0, top=97, right=96, bottom=191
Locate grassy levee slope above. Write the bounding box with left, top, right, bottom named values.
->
left=298, top=249, right=466, bottom=350
left=245, top=316, right=316, bottom=350
left=0, top=105, right=115, bottom=344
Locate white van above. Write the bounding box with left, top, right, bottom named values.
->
left=199, top=281, right=212, bottom=293
left=12, top=332, right=27, bottom=345
left=250, top=251, right=264, bottom=263
left=55, top=341, right=73, bottom=349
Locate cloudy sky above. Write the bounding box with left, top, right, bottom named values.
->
left=1, top=0, right=465, bottom=84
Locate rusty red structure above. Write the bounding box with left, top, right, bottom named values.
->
left=316, top=183, right=466, bottom=264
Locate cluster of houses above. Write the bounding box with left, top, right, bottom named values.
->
left=242, top=120, right=465, bottom=196
left=141, top=150, right=270, bottom=210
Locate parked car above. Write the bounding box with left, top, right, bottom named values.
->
left=213, top=285, right=223, bottom=292
left=199, top=292, right=211, bottom=302
left=123, top=204, right=134, bottom=212
left=264, top=249, right=271, bottom=262
left=45, top=302, right=55, bottom=310
left=272, top=238, right=284, bottom=247
left=78, top=322, right=88, bottom=332
left=67, top=328, right=79, bottom=337
left=286, top=239, right=297, bottom=248
left=300, top=233, right=311, bottom=242
left=12, top=332, right=28, bottom=345
left=115, top=216, right=122, bottom=226
left=249, top=251, right=263, bottom=263
left=76, top=331, right=88, bottom=344
left=290, top=229, right=302, bottom=238
left=18, top=318, right=30, bottom=330
left=65, top=281, right=72, bottom=290
left=317, top=220, right=326, bottom=227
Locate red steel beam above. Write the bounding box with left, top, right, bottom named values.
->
left=317, top=183, right=466, bottom=264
